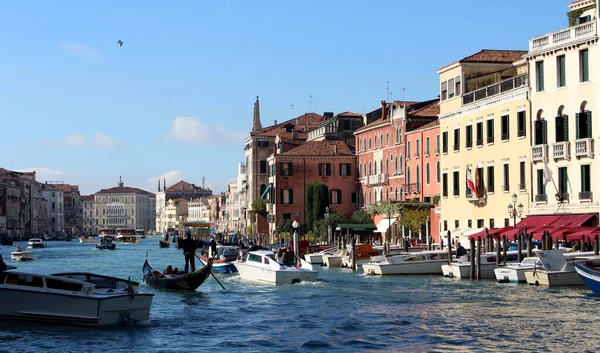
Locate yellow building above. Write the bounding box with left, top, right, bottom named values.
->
left=164, top=199, right=188, bottom=233
left=526, top=0, right=599, bottom=216
left=437, top=50, right=531, bottom=244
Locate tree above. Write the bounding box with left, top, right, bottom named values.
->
left=398, top=208, right=430, bottom=235
left=275, top=219, right=293, bottom=236
left=306, top=182, right=315, bottom=230
left=350, top=209, right=371, bottom=224
left=312, top=182, right=329, bottom=223
left=328, top=210, right=348, bottom=229
left=369, top=200, right=402, bottom=222
left=249, top=199, right=267, bottom=219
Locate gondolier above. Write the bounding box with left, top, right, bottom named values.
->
left=182, top=228, right=197, bottom=272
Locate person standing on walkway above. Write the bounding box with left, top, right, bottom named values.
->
left=182, top=228, right=197, bottom=272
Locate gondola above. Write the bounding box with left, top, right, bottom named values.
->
left=142, top=257, right=213, bottom=291
left=159, top=239, right=170, bottom=248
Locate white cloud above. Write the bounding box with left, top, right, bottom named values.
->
left=94, top=132, right=115, bottom=149
left=148, top=170, right=185, bottom=190
left=60, top=41, right=100, bottom=60
left=61, top=132, right=115, bottom=149
left=165, top=116, right=246, bottom=144
left=63, top=133, right=88, bottom=147
left=18, top=167, right=64, bottom=183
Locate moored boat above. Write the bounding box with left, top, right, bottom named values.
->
left=142, top=257, right=213, bottom=291
left=494, top=257, right=540, bottom=283
left=363, top=250, right=450, bottom=275
left=159, top=239, right=170, bottom=248
left=524, top=249, right=595, bottom=286
left=573, top=257, right=600, bottom=293
left=0, top=268, right=154, bottom=325
left=235, top=249, right=318, bottom=285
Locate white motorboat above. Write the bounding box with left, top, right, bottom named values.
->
left=27, top=238, right=47, bottom=249
left=524, top=250, right=595, bottom=287
left=0, top=268, right=154, bottom=325
left=363, top=250, right=450, bottom=275
left=304, top=253, right=324, bottom=265
left=79, top=236, right=96, bottom=243
left=442, top=253, right=501, bottom=279
left=235, top=250, right=319, bottom=285
left=10, top=248, right=33, bottom=261
left=323, top=249, right=345, bottom=268
left=494, top=257, right=540, bottom=283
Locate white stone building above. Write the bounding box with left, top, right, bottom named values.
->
left=95, top=178, right=156, bottom=231
left=41, top=184, right=64, bottom=234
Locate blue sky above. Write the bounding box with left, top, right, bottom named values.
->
left=0, top=0, right=571, bottom=195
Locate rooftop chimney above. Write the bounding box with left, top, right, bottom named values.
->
left=381, top=101, right=387, bottom=121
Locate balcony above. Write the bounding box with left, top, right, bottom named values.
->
left=551, top=141, right=570, bottom=160
left=407, top=183, right=421, bottom=194
left=379, top=174, right=389, bottom=185
left=462, top=74, right=528, bottom=105
left=535, top=194, right=548, bottom=203
left=574, top=138, right=594, bottom=158
left=529, top=20, right=597, bottom=54
left=579, top=191, right=593, bottom=201
left=531, top=144, right=548, bottom=162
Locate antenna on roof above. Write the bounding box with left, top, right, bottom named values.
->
left=386, top=81, right=390, bottom=103
left=309, top=95, right=313, bottom=113
left=291, top=104, right=294, bottom=117
left=402, top=87, right=406, bottom=109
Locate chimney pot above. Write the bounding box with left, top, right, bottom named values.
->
left=274, top=120, right=277, bottom=126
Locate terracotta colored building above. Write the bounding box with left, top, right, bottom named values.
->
left=405, top=115, right=441, bottom=243
left=266, top=140, right=357, bottom=240
left=354, top=99, right=439, bottom=244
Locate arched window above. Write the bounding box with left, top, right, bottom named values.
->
left=400, top=155, right=403, bottom=173
left=380, top=133, right=383, bottom=148
left=437, top=161, right=441, bottom=183
left=374, top=161, right=377, bottom=175
left=395, top=156, right=398, bottom=174
left=407, top=166, right=411, bottom=185
left=369, top=161, right=372, bottom=175
left=578, top=100, right=591, bottom=139
left=386, top=159, right=389, bottom=174
left=380, top=160, right=383, bottom=175
left=535, top=109, right=547, bottom=145
left=359, top=164, right=363, bottom=178
left=374, top=136, right=378, bottom=149
left=369, top=138, right=372, bottom=150
left=386, top=187, right=389, bottom=200
left=426, top=163, right=431, bottom=184
left=394, top=187, right=398, bottom=200
left=386, top=133, right=389, bottom=146
left=416, top=166, right=420, bottom=190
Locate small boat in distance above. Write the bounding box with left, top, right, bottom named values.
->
left=235, top=249, right=318, bottom=285
left=27, top=238, right=47, bottom=249
left=363, top=250, right=450, bottom=275
left=142, top=257, right=213, bottom=291
left=10, top=247, right=33, bottom=261
left=96, top=236, right=116, bottom=250
left=0, top=268, right=154, bottom=325
left=79, top=236, right=96, bottom=243
left=159, top=239, right=170, bottom=248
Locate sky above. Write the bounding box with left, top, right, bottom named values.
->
left=0, top=0, right=572, bottom=195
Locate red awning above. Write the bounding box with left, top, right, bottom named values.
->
left=500, top=214, right=597, bottom=240
left=467, top=226, right=515, bottom=240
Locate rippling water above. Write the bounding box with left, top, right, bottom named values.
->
left=1, top=238, right=600, bottom=353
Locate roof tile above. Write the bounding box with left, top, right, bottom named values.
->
left=278, top=140, right=353, bottom=156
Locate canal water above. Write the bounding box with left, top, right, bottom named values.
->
left=1, top=238, right=599, bottom=353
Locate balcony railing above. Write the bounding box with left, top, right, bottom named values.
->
left=535, top=194, right=548, bottom=202
left=579, top=191, right=593, bottom=201
left=574, top=138, right=594, bottom=158
left=462, top=74, right=528, bottom=105
left=551, top=141, right=570, bottom=160
left=531, top=144, right=548, bottom=162
left=529, top=20, right=597, bottom=52
left=379, top=174, right=389, bottom=185
left=407, top=183, right=421, bottom=193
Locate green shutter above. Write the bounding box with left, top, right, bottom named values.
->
left=538, top=61, right=545, bottom=91
left=560, top=168, right=568, bottom=193
left=581, top=165, right=590, bottom=192
left=541, top=120, right=547, bottom=144
left=582, top=49, right=589, bottom=82
left=576, top=113, right=580, bottom=139
left=559, top=56, right=566, bottom=87
left=563, top=115, right=569, bottom=141
left=587, top=111, right=592, bottom=137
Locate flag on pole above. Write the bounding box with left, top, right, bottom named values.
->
left=466, top=165, right=476, bottom=195
left=543, top=160, right=552, bottom=187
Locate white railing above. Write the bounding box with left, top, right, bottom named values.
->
left=551, top=141, right=570, bottom=160
left=574, top=138, right=594, bottom=158
left=379, top=174, right=389, bottom=185
left=531, top=144, right=548, bottom=162
left=529, top=21, right=597, bottom=52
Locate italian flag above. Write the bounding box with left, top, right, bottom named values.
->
left=466, top=165, right=476, bottom=195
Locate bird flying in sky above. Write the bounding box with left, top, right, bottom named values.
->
left=117, top=40, right=123, bottom=47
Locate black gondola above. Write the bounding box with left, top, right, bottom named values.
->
left=159, top=239, right=170, bottom=248
left=142, top=257, right=213, bottom=291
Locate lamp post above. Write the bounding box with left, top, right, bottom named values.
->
left=292, top=220, right=299, bottom=264
left=324, top=207, right=330, bottom=245
left=507, top=193, right=524, bottom=227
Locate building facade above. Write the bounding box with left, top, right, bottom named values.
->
left=95, top=178, right=156, bottom=231
left=81, top=195, right=97, bottom=235
left=163, top=198, right=188, bottom=233
left=41, top=184, right=64, bottom=234
left=437, top=49, right=531, bottom=245
left=47, top=183, right=82, bottom=235
left=155, top=179, right=212, bottom=233
left=527, top=0, right=599, bottom=217
left=267, top=140, right=358, bottom=241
